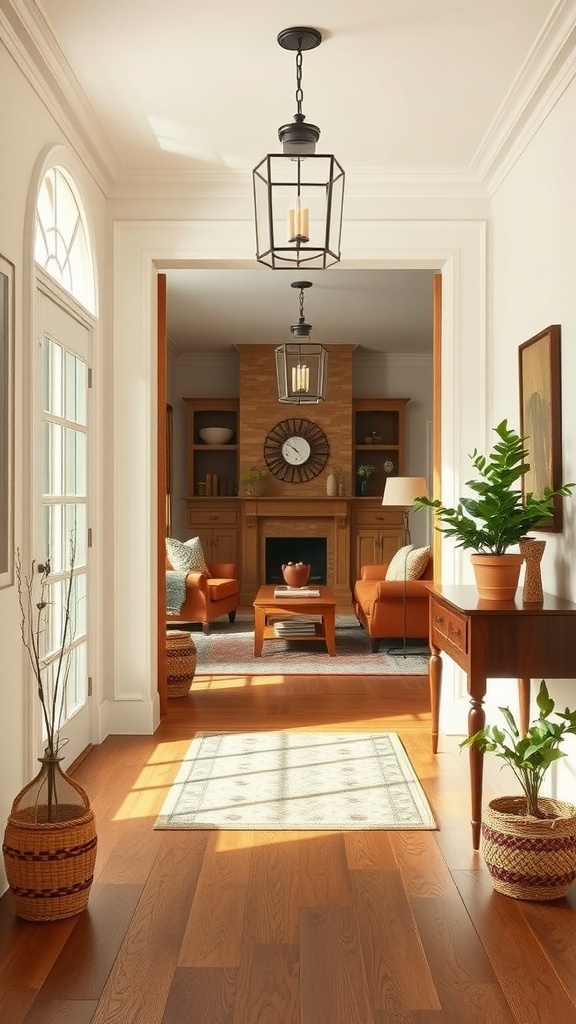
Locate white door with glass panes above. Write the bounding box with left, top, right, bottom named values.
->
left=37, top=289, right=92, bottom=768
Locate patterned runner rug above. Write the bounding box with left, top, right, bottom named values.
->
left=154, top=731, right=436, bottom=831
left=188, top=616, right=429, bottom=676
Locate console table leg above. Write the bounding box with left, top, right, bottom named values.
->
left=469, top=695, right=486, bottom=850
left=429, top=645, right=441, bottom=754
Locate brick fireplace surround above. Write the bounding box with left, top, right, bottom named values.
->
left=237, top=345, right=357, bottom=607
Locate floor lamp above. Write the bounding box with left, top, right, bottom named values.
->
left=381, top=476, right=429, bottom=658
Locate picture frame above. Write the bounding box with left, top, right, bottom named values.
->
left=0, top=254, right=15, bottom=588
left=518, top=324, right=563, bottom=533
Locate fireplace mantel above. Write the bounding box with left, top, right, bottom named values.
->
left=240, top=497, right=351, bottom=607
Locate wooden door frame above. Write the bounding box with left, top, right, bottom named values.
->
left=157, top=274, right=168, bottom=715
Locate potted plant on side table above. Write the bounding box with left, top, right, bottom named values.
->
left=461, top=680, right=576, bottom=900
left=414, top=419, right=574, bottom=600
left=2, top=540, right=97, bottom=921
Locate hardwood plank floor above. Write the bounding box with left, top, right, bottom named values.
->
left=1, top=670, right=575, bottom=1024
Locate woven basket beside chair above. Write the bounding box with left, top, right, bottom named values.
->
left=166, top=630, right=197, bottom=697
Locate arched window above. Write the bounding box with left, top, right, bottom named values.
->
left=34, top=166, right=96, bottom=314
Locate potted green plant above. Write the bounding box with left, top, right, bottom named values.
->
left=356, top=463, right=377, bottom=496
left=2, top=541, right=97, bottom=921
left=461, top=680, right=576, bottom=900
left=414, top=419, right=574, bottom=599
left=240, top=466, right=269, bottom=497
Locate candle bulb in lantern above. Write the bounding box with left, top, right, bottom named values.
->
left=287, top=205, right=310, bottom=243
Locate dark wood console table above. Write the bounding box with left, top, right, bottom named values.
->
left=427, top=584, right=576, bottom=849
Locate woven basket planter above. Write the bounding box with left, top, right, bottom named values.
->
left=166, top=630, right=197, bottom=697
left=2, top=760, right=97, bottom=921
left=481, top=796, right=576, bottom=901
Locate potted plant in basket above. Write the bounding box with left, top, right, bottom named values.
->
left=461, top=680, right=576, bottom=900
left=413, top=419, right=574, bottom=599
left=356, top=463, right=377, bottom=496
left=2, top=540, right=97, bottom=922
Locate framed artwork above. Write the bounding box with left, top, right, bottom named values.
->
left=0, top=254, right=14, bottom=587
left=518, top=324, right=563, bottom=532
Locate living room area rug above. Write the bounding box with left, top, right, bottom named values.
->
left=154, top=731, right=436, bottom=831
left=186, top=615, right=429, bottom=676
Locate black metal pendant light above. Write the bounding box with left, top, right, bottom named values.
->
left=275, top=282, right=328, bottom=403
left=253, top=27, right=345, bottom=270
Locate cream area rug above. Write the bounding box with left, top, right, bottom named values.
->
left=154, top=731, right=436, bottom=831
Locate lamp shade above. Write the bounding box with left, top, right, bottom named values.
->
left=382, top=476, right=428, bottom=507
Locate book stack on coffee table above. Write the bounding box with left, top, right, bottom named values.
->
left=273, top=585, right=320, bottom=598
left=274, top=618, right=317, bottom=637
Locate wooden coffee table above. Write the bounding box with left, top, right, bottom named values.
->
left=253, top=585, right=337, bottom=657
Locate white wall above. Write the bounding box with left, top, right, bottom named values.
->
left=490, top=71, right=576, bottom=797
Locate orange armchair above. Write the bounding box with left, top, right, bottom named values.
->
left=353, top=560, right=433, bottom=652
left=166, top=560, right=240, bottom=633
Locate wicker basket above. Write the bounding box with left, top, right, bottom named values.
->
left=481, top=796, right=576, bottom=901
left=2, top=761, right=97, bottom=921
left=166, top=630, right=197, bottom=697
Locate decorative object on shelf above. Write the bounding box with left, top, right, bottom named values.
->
left=281, top=561, right=311, bottom=587
left=198, top=427, right=234, bottom=445
left=383, top=460, right=394, bottom=474
left=325, top=464, right=342, bottom=497
left=356, top=463, right=377, bottom=496
left=363, top=436, right=373, bottom=445
left=414, top=419, right=575, bottom=601
left=3, top=541, right=97, bottom=921
left=240, top=466, right=269, bottom=497
left=253, top=26, right=344, bottom=270
left=519, top=537, right=546, bottom=603
left=166, top=630, right=197, bottom=697
left=264, top=417, right=330, bottom=483
left=382, top=477, right=430, bottom=658
left=275, top=282, right=328, bottom=405
left=461, top=680, right=576, bottom=900
left=371, top=431, right=382, bottom=444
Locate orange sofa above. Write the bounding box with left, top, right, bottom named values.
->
left=166, top=560, right=240, bottom=633
left=353, top=560, right=433, bottom=652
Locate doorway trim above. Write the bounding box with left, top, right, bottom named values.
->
left=110, top=217, right=487, bottom=736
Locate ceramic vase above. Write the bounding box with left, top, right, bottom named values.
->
left=282, top=563, right=310, bottom=587
left=519, top=538, right=545, bottom=603
left=326, top=472, right=337, bottom=497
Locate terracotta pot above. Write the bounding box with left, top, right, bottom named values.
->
left=482, top=796, right=576, bottom=900
left=470, top=553, right=524, bottom=601
left=281, top=563, right=310, bottom=587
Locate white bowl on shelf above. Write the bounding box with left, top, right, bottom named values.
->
left=199, top=427, right=234, bottom=445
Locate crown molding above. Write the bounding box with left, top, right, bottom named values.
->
left=2, top=0, right=119, bottom=191
left=4, top=0, right=576, bottom=203
left=472, top=0, right=576, bottom=192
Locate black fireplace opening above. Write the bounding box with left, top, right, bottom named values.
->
left=265, top=537, right=327, bottom=585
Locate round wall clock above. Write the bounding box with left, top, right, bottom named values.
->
left=264, top=418, right=330, bottom=483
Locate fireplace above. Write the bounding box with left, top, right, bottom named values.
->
left=265, top=537, right=328, bottom=585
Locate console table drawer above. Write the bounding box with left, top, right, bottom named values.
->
left=188, top=508, right=238, bottom=528
left=431, top=604, right=468, bottom=655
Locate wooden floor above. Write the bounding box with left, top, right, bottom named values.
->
left=2, top=670, right=576, bottom=1024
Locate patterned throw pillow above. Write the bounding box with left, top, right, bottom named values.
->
left=166, top=537, right=211, bottom=576
left=385, top=545, right=430, bottom=581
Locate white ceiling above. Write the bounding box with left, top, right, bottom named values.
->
left=23, top=0, right=565, bottom=352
